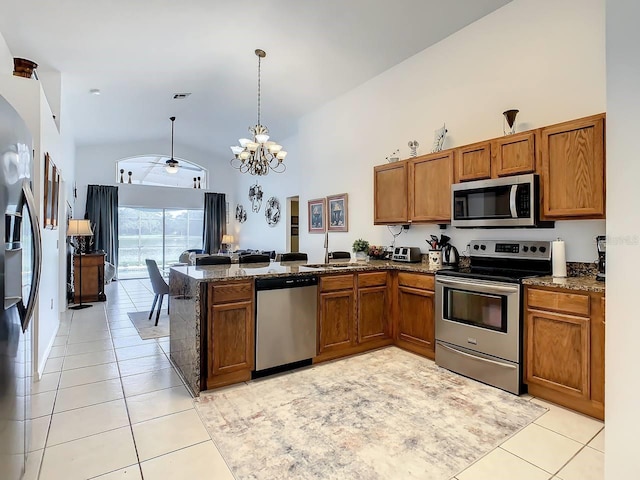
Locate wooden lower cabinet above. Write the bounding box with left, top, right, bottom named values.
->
left=396, top=285, right=435, bottom=358
left=525, top=286, right=604, bottom=420
left=316, top=272, right=392, bottom=363
left=358, top=286, right=389, bottom=344
left=526, top=309, right=590, bottom=399
left=319, top=289, right=355, bottom=353
left=206, top=281, right=254, bottom=389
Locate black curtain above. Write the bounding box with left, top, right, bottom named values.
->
left=85, top=185, right=119, bottom=271
left=203, top=193, right=226, bottom=254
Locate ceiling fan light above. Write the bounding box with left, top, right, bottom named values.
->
left=255, top=134, right=269, bottom=144
left=166, top=165, right=179, bottom=174
left=276, top=150, right=287, bottom=160
left=238, top=138, right=252, bottom=148
left=230, top=146, right=244, bottom=156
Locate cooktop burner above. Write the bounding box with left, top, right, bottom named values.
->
left=436, top=240, right=552, bottom=284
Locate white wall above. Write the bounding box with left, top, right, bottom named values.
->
left=263, top=0, right=606, bottom=263
left=75, top=141, right=236, bottom=217
left=0, top=30, right=12, bottom=75
left=605, top=0, right=640, bottom=478
left=231, top=133, right=300, bottom=253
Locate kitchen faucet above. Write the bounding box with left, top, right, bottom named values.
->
left=324, top=231, right=329, bottom=263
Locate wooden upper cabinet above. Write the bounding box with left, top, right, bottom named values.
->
left=409, top=150, right=454, bottom=222
left=374, top=161, right=408, bottom=224
left=493, top=131, right=537, bottom=177
left=456, top=141, right=491, bottom=182
left=541, top=114, right=605, bottom=219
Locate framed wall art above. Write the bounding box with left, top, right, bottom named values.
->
left=327, top=193, right=348, bottom=232
left=308, top=198, right=326, bottom=233
left=43, top=153, right=55, bottom=228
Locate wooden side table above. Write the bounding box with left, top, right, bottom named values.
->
left=73, top=252, right=106, bottom=303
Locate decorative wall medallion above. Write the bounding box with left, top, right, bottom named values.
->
left=249, top=183, right=263, bottom=212
left=235, top=204, right=247, bottom=223
left=264, top=197, right=281, bottom=227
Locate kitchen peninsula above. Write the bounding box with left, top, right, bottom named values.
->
left=168, top=260, right=443, bottom=396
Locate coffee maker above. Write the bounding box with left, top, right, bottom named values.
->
left=596, top=235, right=605, bottom=282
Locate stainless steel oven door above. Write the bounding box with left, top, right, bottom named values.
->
left=435, top=276, right=520, bottom=362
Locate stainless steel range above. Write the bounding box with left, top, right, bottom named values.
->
left=435, top=240, right=552, bottom=395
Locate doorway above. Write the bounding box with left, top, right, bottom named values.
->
left=286, top=196, right=299, bottom=253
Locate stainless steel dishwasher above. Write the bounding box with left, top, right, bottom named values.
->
left=254, top=275, right=318, bottom=376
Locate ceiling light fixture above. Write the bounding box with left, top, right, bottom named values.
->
left=166, top=116, right=179, bottom=174
left=230, top=49, right=287, bottom=176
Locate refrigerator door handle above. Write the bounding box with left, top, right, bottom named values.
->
left=21, top=180, right=42, bottom=329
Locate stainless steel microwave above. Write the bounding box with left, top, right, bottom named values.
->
left=451, top=174, right=543, bottom=228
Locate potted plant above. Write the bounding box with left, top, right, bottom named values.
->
left=352, top=238, right=370, bottom=261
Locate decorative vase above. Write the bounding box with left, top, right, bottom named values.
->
left=503, top=109, right=519, bottom=135
left=355, top=251, right=368, bottom=261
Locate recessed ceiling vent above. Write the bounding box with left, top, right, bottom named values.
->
left=173, top=93, right=192, bottom=100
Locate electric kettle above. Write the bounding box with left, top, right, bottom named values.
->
left=443, top=244, right=460, bottom=267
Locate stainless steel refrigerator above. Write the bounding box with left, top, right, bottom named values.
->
left=0, top=94, right=42, bottom=479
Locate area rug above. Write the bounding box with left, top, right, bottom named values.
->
left=127, top=311, right=170, bottom=340
left=195, top=347, right=546, bottom=480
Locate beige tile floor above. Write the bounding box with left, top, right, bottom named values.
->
left=24, top=279, right=604, bottom=480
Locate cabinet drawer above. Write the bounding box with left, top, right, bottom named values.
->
left=357, top=272, right=388, bottom=288
left=210, top=281, right=253, bottom=304
left=527, top=288, right=590, bottom=317
left=397, top=272, right=434, bottom=291
left=320, top=274, right=354, bottom=292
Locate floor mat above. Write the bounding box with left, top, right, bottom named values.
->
left=127, top=311, right=169, bottom=339
left=195, top=347, right=547, bottom=480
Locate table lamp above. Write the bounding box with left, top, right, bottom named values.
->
left=221, top=234, right=234, bottom=253
left=67, top=219, right=94, bottom=310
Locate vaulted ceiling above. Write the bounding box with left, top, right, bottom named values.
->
left=0, top=0, right=511, bottom=159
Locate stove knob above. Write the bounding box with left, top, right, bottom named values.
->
left=530, top=246, right=537, bottom=253
left=522, top=246, right=529, bottom=252
left=539, top=246, right=547, bottom=253
left=473, top=245, right=480, bottom=250
left=480, top=244, right=486, bottom=251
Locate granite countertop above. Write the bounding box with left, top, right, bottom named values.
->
left=522, top=275, right=605, bottom=293
left=170, top=259, right=450, bottom=282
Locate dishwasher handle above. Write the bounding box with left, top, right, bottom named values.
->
left=255, top=275, right=318, bottom=291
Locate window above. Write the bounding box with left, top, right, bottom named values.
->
left=118, top=207, right=204, bottom=279
left=116, top=155, right=208, bottom=189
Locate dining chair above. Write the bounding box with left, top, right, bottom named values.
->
left=280, top=252, right=308, bottom=261
left=145, top=259, right=169, bottom=326
left=196, top=255, right=232, bottom=265
left=239, top=254, right=271, bottom=264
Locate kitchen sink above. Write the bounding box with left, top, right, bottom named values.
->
left=305, top=263, right=357, bottom=269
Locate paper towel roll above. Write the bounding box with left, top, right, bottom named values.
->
left=552, top=239, right=567, bottom=278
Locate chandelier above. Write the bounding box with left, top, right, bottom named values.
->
left=230, top=49, right=287, bottom=175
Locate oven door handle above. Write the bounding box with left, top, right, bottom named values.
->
left=436, top=277, right=519, bottom=295
left=509, top=184, right=518, bottom=218
left=438, top=343, right=517, bottom=370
